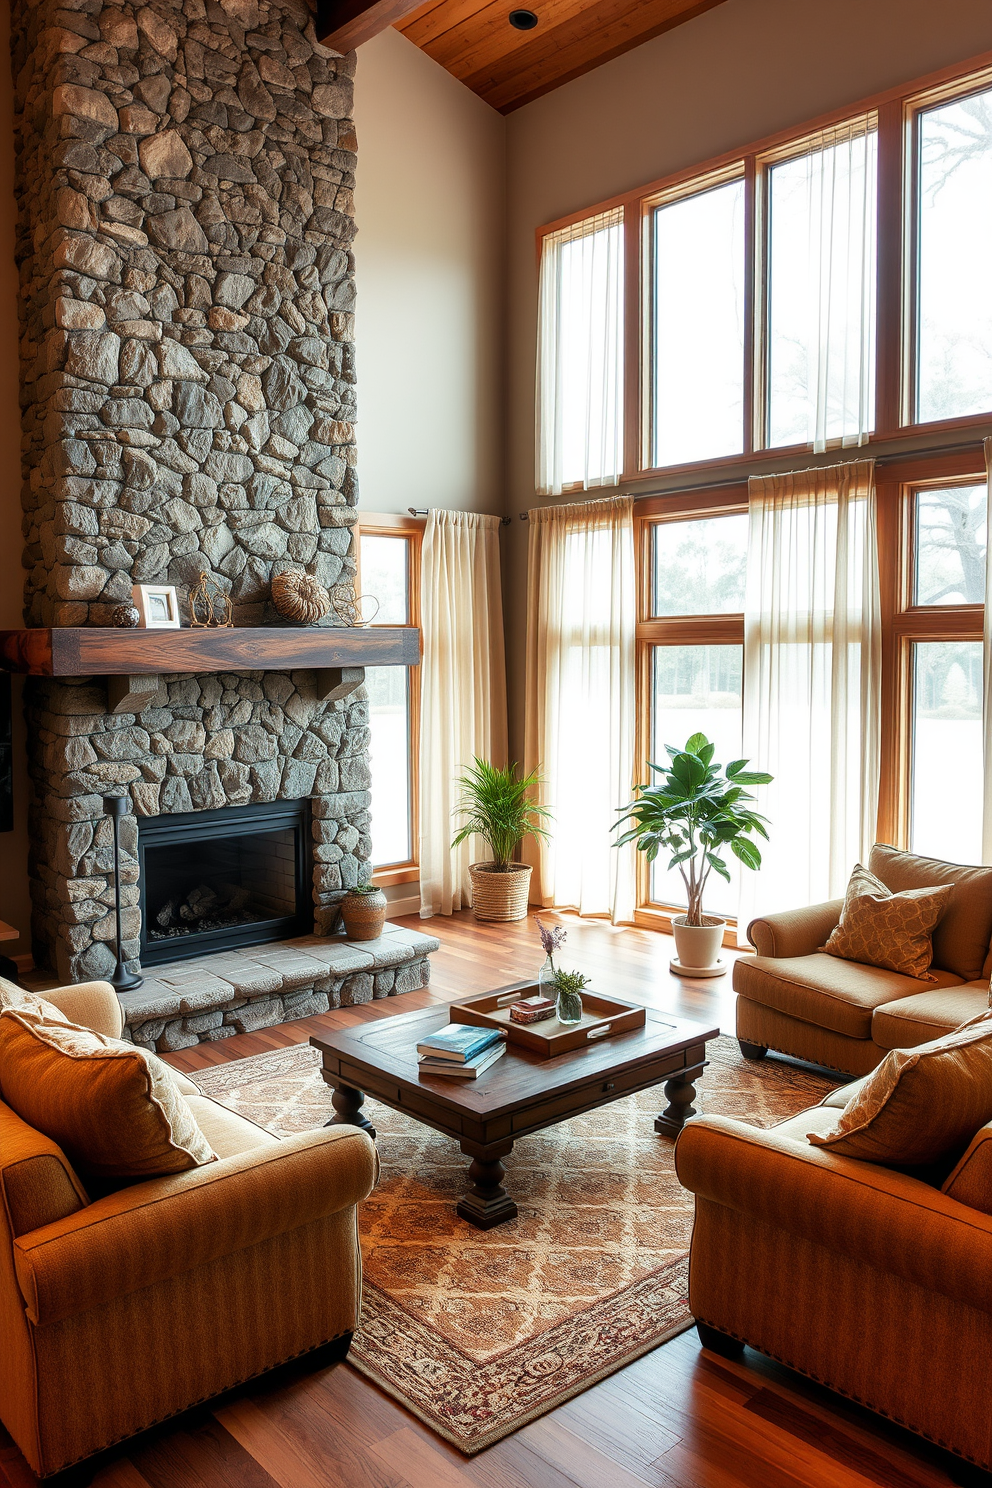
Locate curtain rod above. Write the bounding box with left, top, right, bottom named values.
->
left=407, top=508, right=513, bottom=526
left=514, top=437, right=990, bottom=518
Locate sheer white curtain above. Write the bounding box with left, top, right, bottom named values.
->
left=768, top=118, right=877, bottom=452
left=419, top=511, right=507, bottom=917
left=523, top=495, right=636, bottom=922
left=983, top=438, right=992, bottom=864
left=536, top=208, right=624, bottom=497
left=740, top=461, right=881, bottom=924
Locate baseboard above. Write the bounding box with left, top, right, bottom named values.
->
left=386, top=893, right=420, bottom=918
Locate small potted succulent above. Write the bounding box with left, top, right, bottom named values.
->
left=339, top=878, right=387, bottom=941
left=536, top=919, right=588, bottom=1025
left=452, top=757, right=552, bottom=923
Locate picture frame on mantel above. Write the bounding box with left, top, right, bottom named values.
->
left=132, top=584, right=181, bottom=629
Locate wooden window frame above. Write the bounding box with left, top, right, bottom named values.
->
left=357, top=513, right=424, bottom=888
left=875, top=451, right=986, bottom=849
left=537, top=46, right=992, bottom=495
left=632, top=492, right=747, bottom=941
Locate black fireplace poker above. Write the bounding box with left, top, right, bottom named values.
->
left=103, top=796, right=143, bottom=992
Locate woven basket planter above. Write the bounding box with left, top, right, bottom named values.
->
left=469, top=862, right=533, bottom=922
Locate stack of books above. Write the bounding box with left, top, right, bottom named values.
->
left=509, top=994, right=557, bottom=1024
left=417, top=1023, right=507, bottom=1079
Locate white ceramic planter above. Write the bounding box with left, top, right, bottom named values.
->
left=671, top=915, right=726, bottom=973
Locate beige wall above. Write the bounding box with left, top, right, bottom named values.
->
left=502, top=0, right=992, bottom=756
left=353, top=27, right=506, bottom=519
left=0, top=0, right=30, bottom=954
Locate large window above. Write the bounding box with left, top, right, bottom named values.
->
left=537, top=58, right=992, bottom=485
left=636, top=511, right=747, bottom=926
left=538, top=55, right=992, bottom=911
left=536, top=209, right=624, bottom=496
left=358, top=519, right=423, bottom=881
left=910, top=640, right=982, bottom=862
left=875, top=465, right=985, bottom=868
left=766, top=124, right=877, bottom=449
left=916, top=83, right=992, bottom=423
left=651, top=176, right=745, bottom=467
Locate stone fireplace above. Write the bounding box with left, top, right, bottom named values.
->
left=9, top=0, right=438, bottom=1046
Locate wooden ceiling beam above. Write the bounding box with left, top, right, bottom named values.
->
left=316, top=0, right=428, bottom=53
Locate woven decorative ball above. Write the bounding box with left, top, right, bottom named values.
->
left=271, top=571, right=330, bottom=624
left=112, top=604, right=140, bottom=628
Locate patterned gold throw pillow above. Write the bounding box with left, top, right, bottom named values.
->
left=809, top=1016, right=992, bottom=1166
left=821, top=863, right=951, bottom=981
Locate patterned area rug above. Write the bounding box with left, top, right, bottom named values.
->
left=192, top=1035, right=840, bottom=1453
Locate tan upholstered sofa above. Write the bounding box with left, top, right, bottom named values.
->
left=0, top=980, right=378, bottom=1479
left=676, top=1073, right=992, bottom=1473
left=735, top=845, right=992, bottom=1076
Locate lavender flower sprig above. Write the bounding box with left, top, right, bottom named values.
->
left=537, top=919, right=566, bottom=973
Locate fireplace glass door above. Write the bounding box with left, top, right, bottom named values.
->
left=138, top=800, right=312, bottom=966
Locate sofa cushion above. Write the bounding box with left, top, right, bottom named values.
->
left=822, top=863, right=951, bottom=981
left=870, top=844, right=992, bottom=982
left=0, top=1011, right=215, bottom=1180
left=819, top=1073, right=873, bottom=1109
left=183, top=1095, right=279, bottom=1159
left=872, top=983, right=991, bottom=1051
left=942, top=1121, right=992, bottom=1214
left=808, top=1017, right=992, bottom=1166
left=734, top=952, right=963, bottom=1039
left=772, top=1106, right=841, bottom=1143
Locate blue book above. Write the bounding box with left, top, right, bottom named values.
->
left=416, top=1023, right=504, bottom=1062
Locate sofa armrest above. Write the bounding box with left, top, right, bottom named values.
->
left=675, top=1114, right=992, bottom=1315
left=745, top=899, right=844, bottom=958
left=13, top=1125, right=378, bottom=1327
left=43, top=981, right=123, bottom=1039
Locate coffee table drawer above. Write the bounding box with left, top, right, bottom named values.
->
left=509, top=1051, right=685, bottom=1134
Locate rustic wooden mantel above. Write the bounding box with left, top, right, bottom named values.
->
left=0, top=626, right=420, bottom=712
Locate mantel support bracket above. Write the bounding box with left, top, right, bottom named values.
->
left=105, top=675, right=164, bottom=714
left=315, top=666, right=365, bottom=703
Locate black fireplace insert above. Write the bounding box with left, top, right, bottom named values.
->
left=137, top=799, right=312, bottom=966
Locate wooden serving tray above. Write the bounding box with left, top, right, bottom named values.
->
left=449, top=984, right=646, bottom=1057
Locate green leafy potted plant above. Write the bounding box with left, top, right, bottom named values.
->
left=339, top=877, right=387, bottom=941
left=614, top=733, right=772, bottom=975
left=452, top=758, right=552, bottom=922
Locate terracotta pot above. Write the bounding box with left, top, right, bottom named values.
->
left=672, top=915, right=725, bottom=970
left=340, top=887, right=387, bottom=941
left=469, top=862, right=533, bottom=922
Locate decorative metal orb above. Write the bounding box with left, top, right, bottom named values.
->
left=112, top=604, right=140, bottom=629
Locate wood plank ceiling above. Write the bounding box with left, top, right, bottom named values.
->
left=394, top=0, right=727, bottom=113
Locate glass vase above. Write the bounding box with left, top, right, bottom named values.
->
left=556, top=985, right=583, bottom=1025
left=538, top=954, right=556, bottom=998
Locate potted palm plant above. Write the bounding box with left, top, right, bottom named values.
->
left=452, top=758, right=552, bottom=922
left=615, top=732, right=772, bottom=974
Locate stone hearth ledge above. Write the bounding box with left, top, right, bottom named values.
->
left=120, top=923, right=440, bottom=1052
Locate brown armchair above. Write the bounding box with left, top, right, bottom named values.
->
left=734, top=844, right=992, bottom=1076
left=676, top=1076, right=992, bottom=1473
left=0, top=980, right=378, bottom=1479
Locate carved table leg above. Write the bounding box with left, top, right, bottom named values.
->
left=456, top=1142, right=517, bottom=1229
left=655, top=1071, right=699, bottom=1136
left=325, top=1083, right=376, bottom=1140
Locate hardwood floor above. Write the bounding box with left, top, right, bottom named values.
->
left=2, top=912, right=982, bottom=1488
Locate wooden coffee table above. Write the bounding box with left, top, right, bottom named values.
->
left=310, top=991, right=719, bottom=1229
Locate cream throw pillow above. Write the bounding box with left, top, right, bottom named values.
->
left=808, top=1017, right=992, bottom=1166
left=821, top=863, right=951, bottom=981
left=0, top=1010, right=214, bottom=1179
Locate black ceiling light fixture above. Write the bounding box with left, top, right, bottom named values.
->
left=509, top=8, right=538, bottom=28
